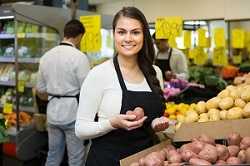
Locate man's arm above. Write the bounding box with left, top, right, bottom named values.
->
left=35, top=89, right=48, bottom=101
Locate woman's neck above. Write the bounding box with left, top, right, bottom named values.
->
left=117, top=55, right=138, bottom=71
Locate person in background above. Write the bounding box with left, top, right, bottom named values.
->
left=36, top=19, right=90, bottom=166
left=75, top=6, right=169, bottom=166
left=152, top=33, right=189, bottom=81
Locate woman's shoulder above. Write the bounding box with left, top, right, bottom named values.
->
left=88, top=59, right=114, bottom=78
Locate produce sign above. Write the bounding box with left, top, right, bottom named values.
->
left=214, top=28, right=226, bottom=48
left=212, top=47, right=228, bottom=66
left=183, top=30, right=191, bottom=49
left=232, top=29, right=245, bottom=49
left=80, top=15, right=101, bottom=52
left=155, top=16, right=182, bottom=39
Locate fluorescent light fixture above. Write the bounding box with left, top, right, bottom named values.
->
left=0, top=16, right=14, bottom=20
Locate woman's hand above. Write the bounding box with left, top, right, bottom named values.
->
left=151, top=116, right=169, bottom=132
left=110, top=114, right=147, bottom=131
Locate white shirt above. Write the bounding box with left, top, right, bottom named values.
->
left=156, top=48, right=189, bottom=80
left=75, top=60, right=161, bottom=140
left=36, top=41, right=90, bottom=125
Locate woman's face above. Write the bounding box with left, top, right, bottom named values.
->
left=114, top=16, right=144, bottom=58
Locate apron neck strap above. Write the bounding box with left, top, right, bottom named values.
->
left=113, top=56, right=127, bottom=92
left=59, top=42, right=74, bottom=47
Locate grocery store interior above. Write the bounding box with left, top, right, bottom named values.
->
left=1, top=0, right=250, bottom=165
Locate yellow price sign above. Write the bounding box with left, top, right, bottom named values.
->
left=232, top=55, right=242, bottom=65
left=245, top=32, right=250, bottom=52
left=18, top=80, right=25, bottom=93
left=155, top=16, right=183, bottom=39
left=80, top=15, right=101, bottom=52
left=214, top=28, right=225, bottom=48
left=80, top=31, right=101, bottom=52
left=212, top=48, right=228, bottom=66
left=17, top=33, right=26, bottom=38
left=184, top=31, right=191, bottom=48
left=3, top=103, right=13, bottom=114
left=197, top=28, right=208, bottom=48
left=193, top=47, right=208, bottom=65
left=232, top=29, right=245, bottom=48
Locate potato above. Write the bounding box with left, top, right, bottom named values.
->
left=226, top=156, right=242, bottom=164
left=243, top=102, right=250, bottom=118
left=240, top=137, right=250, bottom=150
left=234, top=98, right=246, bottom=108
left=219, top=110, right=227, bottom=120
left=167, top=150, right=182, bottom=163
left=208, top=109, right=220, bottom=121
left=198, top=113, right=209, bottom=122
left=198, top=134, right=215, bottom=145
left=216, top=144, right=230, bottom=161
left=141, top=151, right=165, bottom=166
left=241, top=89, right=250, bottom=102
left=218, top=89, right=229, bottom=98
left=238, top=150, right=246, bottom=163
left=206, top=97, right=220, bottom=110
left=126, top=107, right=144, bottom=120
left=246, top=147, right=250, bottom=164
left=227, top=107, right=243, bottom=120
left=215, top=160, right=227, bottom=165
left=180, top=149, right=197, bottom=161
left=219, top=97, right=234, bottom=110
left=227, top=132, right=242, bottom=146
left=189, top=158, right=212, bottom=165
left=198, top=144, right=218, bottom=163
left=228, top=145, right=240, bottom=157
left=195, top=101, right=207, bottom=114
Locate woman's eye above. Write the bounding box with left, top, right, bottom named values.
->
left=117, top=31, right=125, bottom=35
left=132, top=31, right=141, bottom=35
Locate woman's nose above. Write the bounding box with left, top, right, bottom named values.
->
left=124, top=33, right=132, bottom=41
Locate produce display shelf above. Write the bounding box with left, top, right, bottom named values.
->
left=18, top=58, right=40, bottom=64
left=0, top=57, right=15, bottom=63
left=0, top=81, right=33, bottom=88
left=0, top=34, right=15, bottom=39
left=0, top=104, right=36, bottom=113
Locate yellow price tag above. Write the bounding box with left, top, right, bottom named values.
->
left=80, top=31, right=101, bottom=52
left=184, top=31, right=191, bottom=48
left=197, top=28, right=208, bottom=48
left=3, top=103, right=13, bottom=114
left=212, top=48, right=228, bottom=66
left=245, top=32, right=250, bottom=52
left=18, top=80, right=25, bottom=93
left=80, top=15, right=102, bottom=52
left=232, top=29, right=245, bottom=48
left=232, top=55, right=242, bottom=64
left=193, top=47, right=208, bottom=65
left=17, top=33, right=26, bottom=38
left=214, top=28, right=225, bottom=48
left=155, top=16, right=183, bottom=39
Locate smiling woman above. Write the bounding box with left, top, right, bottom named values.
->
left=75, top=6, right=169, bottom=166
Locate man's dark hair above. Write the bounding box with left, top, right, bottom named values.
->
left=64, top=19, right=85, bottom=38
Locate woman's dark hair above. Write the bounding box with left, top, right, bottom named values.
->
left=112, top=7, right=165, bottom=106
left=64, top=19, right=85, bottom=38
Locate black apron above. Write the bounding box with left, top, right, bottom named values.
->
left=155, top=48, right=172, bottom=80
left=86, top=56, right=165, bottom=166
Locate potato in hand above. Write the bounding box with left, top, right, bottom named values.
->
left=126, top=107, right=144, bottom=121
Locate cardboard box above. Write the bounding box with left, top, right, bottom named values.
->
left=120, top=139, right=171, bottom=166
left=173, top=118, right=250, bottom=142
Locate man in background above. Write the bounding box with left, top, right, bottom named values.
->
left=152, top=33, right=189, bottom=81
left=36, top=19, right=90, bottom=166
